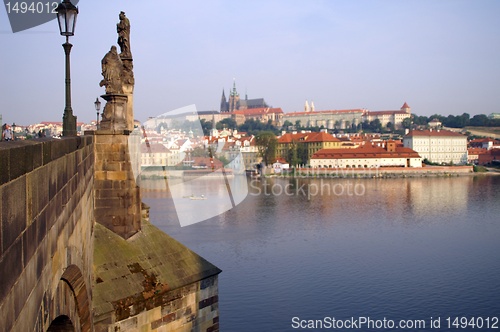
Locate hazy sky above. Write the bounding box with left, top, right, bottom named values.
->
left=1, top=0, right=499, bottom=125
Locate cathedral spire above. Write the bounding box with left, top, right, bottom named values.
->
left=231, top=78, right=239, bottom=97
left=220, top=88, right=229, bottom=112
left=228, top=79, right=240, bottom=112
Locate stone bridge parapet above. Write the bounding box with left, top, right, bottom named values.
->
left=0, top=136, right=95, bottom=331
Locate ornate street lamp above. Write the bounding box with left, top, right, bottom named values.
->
left=94, top=97, right=101, bottom=129
left=56, top=0, right=79, bottom=136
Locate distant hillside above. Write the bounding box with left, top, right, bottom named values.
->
left=465, top=127, right=500, bottom=139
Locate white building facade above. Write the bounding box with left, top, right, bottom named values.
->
left=403, top=129, right=468, bottom=165
left=310, top=144, right=422, bottom=168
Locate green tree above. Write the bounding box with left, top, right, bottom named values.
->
left=402, top=118, right=412, bottom=129
left=219, top=117, right=237, bottom=129
left=199, top=119, right=213, bottom=136
left=255, top=131, right=277, bottom=165
left=156, top=122, right=168, bottom=133
left=297, top=143, right=309, bottom=166
left=238, top=119, right=279, bottom=136
left=469, top=114, right=490, bottom=126
left=413, top=115, right=429, bottom=126
left=190, top=146, right=209, bottom=157
left=283, top=120, right=293, bottom=129
left=286, top=142, right=299, bottom=167
left=369, top=119, right=382, bottom=133
left=295, top=120, right=302, bottom=130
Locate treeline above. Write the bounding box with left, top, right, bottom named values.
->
left=411, top=113, right=500, bottom=128
left=157, top=118, right=281, bottom=137
left=200, top=118, right=281, bottom=136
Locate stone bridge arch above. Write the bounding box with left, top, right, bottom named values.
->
left=44, top=264, right=91, bottom=332
left=47, top=315, right=75, bottom=332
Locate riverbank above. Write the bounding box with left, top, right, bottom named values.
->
left=265, top=165, right=476, bottom=178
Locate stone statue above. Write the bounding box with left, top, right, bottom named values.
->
left=117, top=11, right=131, bottom=58
left=99, top=46, right=123, bottom=94
left=121, top=55, right=135, bottom=85
left=98, top=11, right=134, bottom=130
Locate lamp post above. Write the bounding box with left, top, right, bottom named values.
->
left=56, top=0, right=79, bottom=137
left=12, top=122, right=16, bottom=141
left=94, top=97, right=101, bottom=129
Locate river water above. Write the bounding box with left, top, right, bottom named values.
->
left=142, top=175, right=500, bottom=331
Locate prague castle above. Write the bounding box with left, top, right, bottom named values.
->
left=220, top=80, right=269, bottom=113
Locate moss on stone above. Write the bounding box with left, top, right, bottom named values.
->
left=92, top=219, right=221, bottom=319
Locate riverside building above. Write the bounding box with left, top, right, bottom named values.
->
left=310, top=140, right=422, bottom=168
left=403, top=129, right=468, bottom=165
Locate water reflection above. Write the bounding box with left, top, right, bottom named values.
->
left=142, top=175, right=500, bottom=331
left=142, top=176, right=492, bottom=228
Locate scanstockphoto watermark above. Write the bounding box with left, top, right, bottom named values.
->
left=250, top=179, right=366, bottom=198
left=277, top=165, right=381, bottom=179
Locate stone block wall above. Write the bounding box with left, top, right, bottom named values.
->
left=92, top=131, right=141, bottom=239
left=93, top=218, right=221, bottom=332
left=109, top=276, right=219, bottom=332
left=0, top=137, right=95, bottom=331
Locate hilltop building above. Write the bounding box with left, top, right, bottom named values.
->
left=283, top=102, right=412, bottom=130
left=220, top=80, right=269, bottom=113
left=232, top=107, right=284, bottom=126
left=428, top=118, right=443, bottom=129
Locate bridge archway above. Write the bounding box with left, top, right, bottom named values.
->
left=47, top=315, right=75, bottom=332
left=46, top=265, right=92, bottom=332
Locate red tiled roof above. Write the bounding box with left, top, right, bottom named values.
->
left=232, top=107, right=283, bottom=116
left=467, top=148, right=489, bottom=155
left=278, top=132, right=341, bottom=143
left=140, top=143, right=169, bottom=153
left=278, top=133, right=308, bottom=143
left=367, top=110, right=408, bottom=116
left=401, top=102, right=410, bottom=109
left=312, top=146, right=421, bottom=159
left=273, top=157, right=288, bottom=164
left=188, top=157, right=224, bottom=168
left=175, top=139, right=188, bottom=146
left=470, top=138, right=497, bottom=143
left=305, top=132, right=341, bottom=142
left=283, top=109, right=365, bottom=116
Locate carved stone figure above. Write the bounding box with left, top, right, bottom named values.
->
left=117, top=11, right=131, bottom=58
left=121, top=58, right=135, bottom=85
left=99, top=46, right=123, bottom=94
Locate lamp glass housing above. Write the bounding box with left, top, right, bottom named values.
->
left=94, top=98, right=101, bottom=111
left=56, top=0, right=79, bottom=36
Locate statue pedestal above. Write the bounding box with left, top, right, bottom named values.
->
left=91, top=130, right=141, bottom=239
left=122, top=84, right=135, bottom=131
left=120, top=57, right=135, bottom=131
left=99, top=94, right=128, bottom=131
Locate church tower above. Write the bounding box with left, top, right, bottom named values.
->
left=220, top=89, right=229, bottom=113
left=401, top=102, right=411, bottom=114
left=228, top=79, right=240, bottom=112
